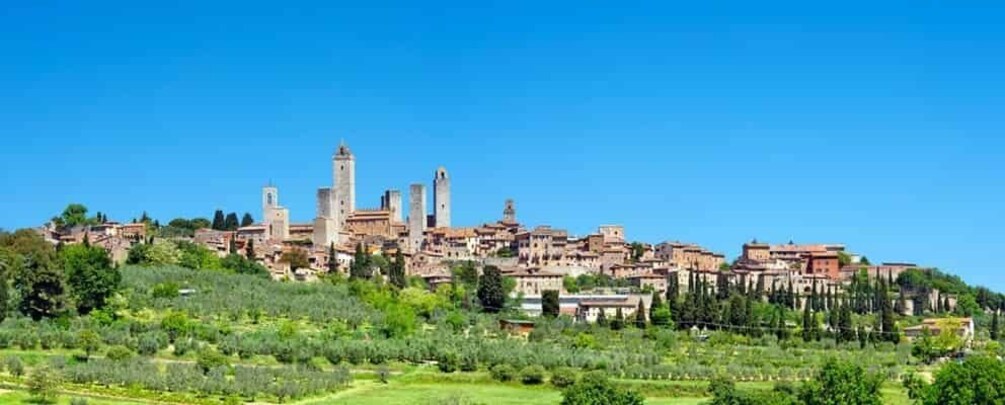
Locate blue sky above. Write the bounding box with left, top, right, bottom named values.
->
left=1, top=1, right=1003, bottom=291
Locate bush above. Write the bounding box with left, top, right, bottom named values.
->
left=490, top=364, right=517, bottom=382
left=197, top=348, right=231, bottom=374
left=561, top=371, right=644, bottom=405
left=71, top=398, right=89, bottom=405
left=136, top=332, right=163, bottom=356
left=521, top=365, right=546, bottom=385
left=551, top=367, right=578, bottom=388
left=105, top=345, right=134, bottom=362
left=437, top=351, right=459, bottom=373
left=27, top=366, right=60, bottom=403
left=5, top=356, right=24, bottom=377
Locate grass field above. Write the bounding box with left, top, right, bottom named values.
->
left=0, top=389, right=148, bottom=404
left=312, top=381, right=715, bottom=405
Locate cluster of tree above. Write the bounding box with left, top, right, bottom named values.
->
left=0, top=229, right=121, bottom=321
left=904, top=355, right=1005, bottom=405
left=563, top=273, right=631, bottom=293
left=709, top=358, right=885, bottom=405
left=127, top=238, right=267, bottom=277
left=211, top=210, right=253, bottom=231
left=158, top=217, right=211, bottom=237
left=896, top=267, right=1001, bottom=316
left=49, top=204, right=107, bottom=230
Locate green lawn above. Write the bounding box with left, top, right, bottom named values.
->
left=305, top=381, right=711, bottom=405
left=0, top=389, right=148, bottom=404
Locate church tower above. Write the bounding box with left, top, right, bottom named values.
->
left=433, top=167, right=450, bottom=228
left=262, top=184, right=289, bottom=241
left=333, top=141, right=355, bottom=228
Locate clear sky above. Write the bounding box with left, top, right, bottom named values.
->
left=2, top=1, right=1003, bottom=291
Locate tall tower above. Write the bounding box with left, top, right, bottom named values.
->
left=262, top=186, right=278, bottom=219
left=333, top=141, right=355, bottom=228
left=502, top=199, right=516, bottom=223
left=433, top=167, right=451, bottom=228
left=313, top=187, right=337, bottom=248
left=408, top=184, right=427, bottom=251
left=262, top=185, right=289, bottom=241
left=382, top=189, right=403, bottom=223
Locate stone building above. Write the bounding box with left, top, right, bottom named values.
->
left=313, top=187, right=337, bottom=248
left=433, top=167, right=451, bottom=228
left=262, top=185, right=289, bottom=241
left=502, top=199, right=517, bottom=224
left=408, top=184, right=427, bottom=251
left=380, top=189, right=403, bottom=223
left=333, top=141, right=355, bottom=228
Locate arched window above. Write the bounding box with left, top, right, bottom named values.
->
left=267, top=193, right=273, bottom=205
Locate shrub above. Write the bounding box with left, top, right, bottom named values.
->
left=521, top=365, right=546, bottom=385
left=27, top=366, right=60, bottom=403
left=197, top=348, right=231, bottom=374
left=136, top=332, right=163, bottom=356
left=490, top=364, right=517, bottom=382
left=105, top=345, right=134, bottom=362
left=5, top=356, right=24, bottom=377
left=551, top=367, right=578, bottom=388
left=173, top=338, right=195, bottom=357
left=561, top=371, right=644, bottom=405
left=71, top=398, right=89, bottom=405
left=437, top=351, right=459, bottom=373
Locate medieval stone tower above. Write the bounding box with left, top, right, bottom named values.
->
left=433, top=167, right=451, bottom=228
left=381, top=189, right=403, bottom=223
left=503, top=199, right=516, bottom=223
left=313, top=187, right=337, bottom=248
left=262, top=185, right=289, bottom=241
left=408, top=183, right=427, bottom=251
left=333, top=141, right=356, bottom=228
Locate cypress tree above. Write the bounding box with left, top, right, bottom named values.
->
left=224, top=212, right=239, bottom=231
left=611, top=307, right=625, bottom=331
left=350, top=243, right=370, bottom=280
left=240, top=213, right=255, bottom=227
left=211, top=210, right=225, bottom=230
left=228, top=237, right=237, bottom=254
left=634, top=300, right=647, bottom=329
left=390, top=250, right=407, bottom=289
left=476, top=265, right=504, bottom=313
left=857, top=326, right=867, bottom=349
left=991, top=308, right=1000, bottom=341
left=0, top=272, right=9, bottom=324
left=802, top=304, right=813, bottom=342
left=649, top=290, right=662, bottom=323
left=327, top=243, right=338, bottom=273
left=245, top=239, right=256, bottom=261
left=596, top=308, right=608, bottom=327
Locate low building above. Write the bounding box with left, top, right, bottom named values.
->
left=903, top=317, right=975, bottom=342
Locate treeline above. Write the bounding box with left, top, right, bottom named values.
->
left=0, top=229, right=121, bottom=321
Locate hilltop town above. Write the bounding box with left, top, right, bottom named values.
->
left=36, top=141, right=967, bottom=323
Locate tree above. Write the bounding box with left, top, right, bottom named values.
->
left=650, top=291, right=671, bottom=328
left=211, top=210, right=225, bottom=230
left=837, top=302, right=855, bottom=344
left=58, top=203, right=91, bottom=229
left=350, top=243, right=371, bottom=280
left=802, top=303, right=814, bottom=342
left=389, top=250, right=407, bottom=289
left=14, top=251, right=70, bottom=320
left=921, top=355, right=1005, bottom=405
left=77, top=329, right=102, bottom=360
left=477, top=265, right=505, bottom=313
left=634, top=300, right=647, bottom=329
left=596, top=308, right=608, bottom=327
left=992, top=309, right=1000, bottom=341
left=60, top=244, right=121, bottom=315
left=280, top=248, right=310, bottom=272
left=799, top=358, right=884, bottom=405
left=223, top=212, right=240, bottom=231
left=326, top=243, right=338, bottom=274
left=0, top=271, right=8, bottom=324
left=240, top=213, right=255, bottom=227
left=27, top=366, right=60, bottom=403
left=611, top=307, right=625, bottom=331
left=542, top=290, right=560, bottom=318
left=561, top=371, right=644, bottom=405
left=245, top=239, right=256, bottom=261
